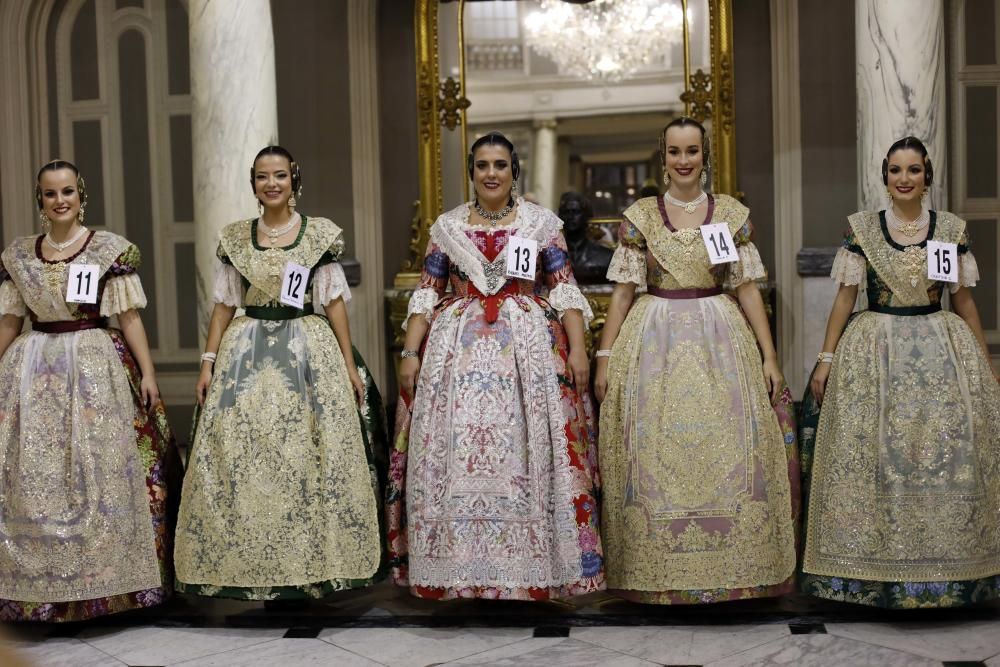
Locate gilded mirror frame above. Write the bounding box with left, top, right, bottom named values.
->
left=395, top=0, right=738, bottom=289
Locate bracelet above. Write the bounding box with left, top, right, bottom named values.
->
left=200, top=352, right=217, bottom=364
left=400, top=349, right=419, bottom=359
left=595, top=349, right=612, bottom=358
left=816, top=351, right=834, bottom=364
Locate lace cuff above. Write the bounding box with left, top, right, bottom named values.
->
left=312, top=262, right=352, bottom=306
left=607, top=244, right=647, bottom=288
left=830, top=247, right=866, bottom=287
left=950, top=250, right=981, bottom=294
left=0, top=280, right=26, bottom=317
left=548, top=282, right=594, bottom=329
left=403, top=287, right=440, bottom=331
left=213, top=261, right=244, bottom=307
left=100, top=273, right=147, bottom=316
left=724, top=242, right=767, bottom=290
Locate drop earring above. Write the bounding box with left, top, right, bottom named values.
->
left=39, top=211, right=51, bottom=233
left=257, top=200, right=263, bottom=215
left=663, top=172, right=671, bottom=188
left=700, top=169, right=708, bottom=188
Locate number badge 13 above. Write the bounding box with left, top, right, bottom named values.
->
left=505, top=235, right=538, bottom=280
left=926, top=240, right=958, bottom=283
left=280, top=262, right=310, bottom=309
left=66, top=264, right=100, bottom=304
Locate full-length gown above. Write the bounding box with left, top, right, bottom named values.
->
left=386, top=198, right=605, bottom=600
left=599, top=194, right=798, bottom=604
left=175, top=215, right=387, bottom=600
left=0, top=231, right=180, bottom=621
left=801, top=210, right=1000, bottom=608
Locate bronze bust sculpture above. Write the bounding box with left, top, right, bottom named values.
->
left=558, top=192, right=613, bottom=284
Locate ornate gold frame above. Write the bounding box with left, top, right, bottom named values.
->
left=397, top=0, right=739, bottom=290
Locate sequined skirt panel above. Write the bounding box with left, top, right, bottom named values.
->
left=175, top=315, right=382, bottom=589
left=0, top=329, right=162, bottom=604
left=803, top=310, right=1000, bottom=582
left=599, top=293, right=796, bottom=593
left=393, top=297, right=604, bottom=600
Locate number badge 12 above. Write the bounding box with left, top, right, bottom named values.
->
left=280, top=262, right=310, bottom=309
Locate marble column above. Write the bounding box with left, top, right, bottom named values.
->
left=856, top=0, right=946, bottom=210
left=189, top=0, right=278, bottom=339
left=532, top=118, right=558, bottom=211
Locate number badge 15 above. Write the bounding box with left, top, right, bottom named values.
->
left=280, top=261, right=310, bottom=309
left=700, top=223, right=739, bottom=264
left=927, top=240, right=958, bottom=283
left=66, top=263, right=100, bottom=304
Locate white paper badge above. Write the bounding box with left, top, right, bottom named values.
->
left=700, top=223, right=739, bottom=264
left=65, top=263, right=100, bottom=304
left=279, top=261, right=310, bottom=309
left=505, top=235, right=538, bottom=280
left=927, top=240, right=958, bottom=283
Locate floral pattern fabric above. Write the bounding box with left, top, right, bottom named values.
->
left=800, top=210, right=1000, bottom=607
left=0, top=232, right=180, bottom=622
left=600, top=194, right=798, bottom=604
left=386, top=200, right=604, bottom=600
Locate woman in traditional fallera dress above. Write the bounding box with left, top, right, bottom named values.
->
left=0, top=161, right=179, bottom=621
left=593, top=118, right=798, bottom=605
left=801, top=137, right=1000, bottom=608
left=174, top=146, right=387, bottom=600
left=387, top=131, right=604, bottom=600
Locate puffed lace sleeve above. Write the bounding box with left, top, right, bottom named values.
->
left=311, top=235, right=352, bottom=306
left=212, top=243, right=244, bottom=307
left=541, top=228, right=594, bottom=329
left=0, top=258, right=26, bottom=317
left=403, top=239, right=450, bottom=331
left=100, top=243, right=148, bottom=316
left=952, top=228, right=980, bottom=293
left=723, top=220, right=767, bottom=290
left=830, top=228, right=867, bottom=287
left=607, top=219, right=647, bottom=288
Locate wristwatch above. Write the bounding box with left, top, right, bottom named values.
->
left=400, top=349, right=419, bottom=359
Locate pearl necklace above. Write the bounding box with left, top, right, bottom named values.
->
left=474, top=197, right=515, bottom=226
left=45, top=226, right=88, bottom=253
left=259, top=213, right=300, bottom=246
left=664, top=190, right=708, bottom=214
left=886, top=206, right=929, bottom=238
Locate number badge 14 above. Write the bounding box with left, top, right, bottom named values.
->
left=66, top=263, right=100, bottom=304
left=505, top=235, right=538, bottom=280
left=927, top=240, right=958, bottom=283
left=700, top=223, right=739, bottom=264
left=280, top=261, right=310, bottom=309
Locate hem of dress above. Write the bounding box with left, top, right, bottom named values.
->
left=799, top=573, right=1000, bottom=609
left=608, top=577, right=794, bottom=606
left=0, top=587, right=170, bottom=622
left=176, top=574, right=384, bottom=600
left=399, top=577, right=605, bottom=601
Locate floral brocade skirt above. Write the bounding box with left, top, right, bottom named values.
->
left=386, top=297, right=604, bottom=600
left=0, top=328, right=181, bottom=622
left=800, top=310, right=1000, bottom=608
left=175, top=315, right=387, bottom=600
left=599, top=293, right=799, bottom=605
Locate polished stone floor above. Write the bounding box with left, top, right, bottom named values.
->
left=4, top=582, right=1000, bottom=666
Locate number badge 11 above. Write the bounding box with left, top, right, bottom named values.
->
left=66, top=263, right=100, bottom=304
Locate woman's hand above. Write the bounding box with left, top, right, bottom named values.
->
left=399, top=356, right=421, bottom=400
left=140, top=374, right=161, bottom=409
left=348, top=365, right=365, bottom=406
left=811, top=362, right=832, bottom=405
left=594, top=358, right=609, bottom=403
left=566, top=347, right=590, bottom=395
left=762, top=357, right=783, bottom=404
left=196, top=364, right=213, bottom=406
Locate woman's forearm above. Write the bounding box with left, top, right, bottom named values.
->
left=0, top=314, right=23, bottom=360
left=735, top=281, right=777, bottom=361
left=323, top=297, right=357, bottom=369
left=118, top=309, right=156, bottom=377
left=597, top=282, right=637, bottom=351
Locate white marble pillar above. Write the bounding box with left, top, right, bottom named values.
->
left=190, top=0, right=278, bottom=339
left=856, top=0, right=946, bottom=210
left=531, top=118, right=558, bottom=210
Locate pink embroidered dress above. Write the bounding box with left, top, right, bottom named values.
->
left=386, top=199, right=604, bottom=600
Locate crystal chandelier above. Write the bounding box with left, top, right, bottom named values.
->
left=522, top=0, right=685, bottom=82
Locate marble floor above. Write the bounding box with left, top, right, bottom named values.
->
left=3, top=582, right=1000, bottom=666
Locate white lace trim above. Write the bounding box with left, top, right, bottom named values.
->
left=951, top=250, right=981, bottom=294
left=403, top=287, right=440, bottom=331
left=212, top=260, right=244, bottom=307
left=548, top=282, right=594, bottom=329
left=100, top=273, right=147, bottom=316
left=830, top=247, right=867, bottom=287
left=724, top=242, right=767, bottom=290
left=0, top=280, right=26, bottom=317
left=606, top=244, right=646, bottom=288
left=312, top=262, right=352, bottom=306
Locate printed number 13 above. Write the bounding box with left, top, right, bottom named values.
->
left=515, top=247, right=531, bottom=273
